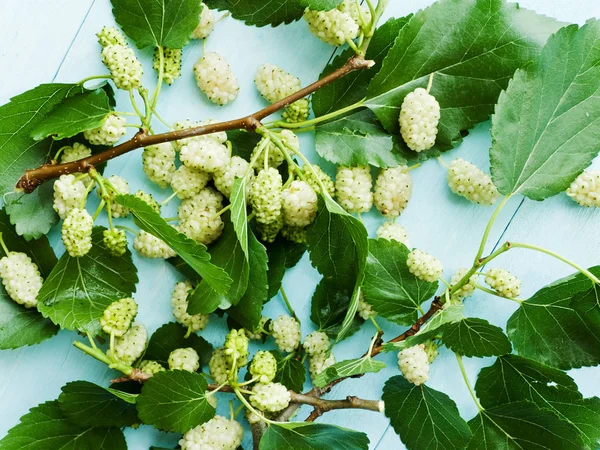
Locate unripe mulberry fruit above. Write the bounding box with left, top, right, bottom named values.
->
left=153, top=47, right=182, bottom=85
left=133, top=190, right=160, bottom=213
left=303, top=7, right=359, bottom=46
left=139, top=360, right=165, bottom=376
left=250, top=168, right=283, bottom=225
left=309, top=352, right=336, bottom=379
left=178, top=188, right=223, bottom=220
left=447, top=158, right=499, bottom=206
left=179, top=416, right=243, bottom=450
left=60, top=142, right=92, bottom=164
left=376, top=222, right=410, bottom=247
left=168, top=347, right=200, bottom=372
left=178, top=210, right=224, bottom=245
left=249, top=350, right=277, bottom=383
left=192, top=4, right=216, bottom=39
left=170, top=281, right=208, bottom=333
left=357, top=297, right=375, bottom=320
left=62, top=208, right=94, bottom=257
left=100, top=297, right=138, bottom=337
left=374, top=166, right=412, bottom=217
left=450, top=268, right=477, bottom=301
left=485, top=268, right=521, bottom=298
left=170, top=165, right=211, bottom=199
left=337, top=0, right=371, bottom=27
left=209, top=347, right=231, bottom=384
left=283, top=99, right=310, bottom=123
left=53, top=174, right=88, bottom=219
left=224, top=329, right=249, bottom=367
left=304, top=165, right=335, bottom=197
left=399, top=88, right=440, bottom=152
left=103, top=228, right=128, bottom=256
left=0, top=252, right=43, bottom=308
left=97, top=26, right=126, bottom=47
left=101, top=44, right=143, bottom=90
left=193, top=52, right=239, bottom=105
left=335, top=166, right=373, bottom=213
left=100, top=175, right=131, bottom=218
left=282, top=180, right=318, bottom=227
left=213, top=156, right=254, bottom=198
left=254, top=63, right=302, bottom=104
left=142, top=143, right=176, bottom=188
left=566, top=171, right=600, bottom=207
left=84, top=113, right=126, bottom=146
left=133, top=230, right=176, bottom=259
left=398, top=344, right=429, bottom=386
left=302, top=331, right=330, bottom=356
left=270, top=315, right=301, bottom=353
left=281, top=224, right=307, bottom=244
left=180, top=139, right=231, bottom=173
left=257, top=215, right=283, bottom=244
left=108, top=322, right=147, bottom=365
left=407, top=249, right=443, bottom=282
left=250, top=382, right=291, bottom=413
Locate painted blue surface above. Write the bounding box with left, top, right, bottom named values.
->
left=1, top=1, right=599, bottom=449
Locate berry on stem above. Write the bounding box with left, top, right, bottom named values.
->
left=59, top=143, right=92, bottom=164
left=250, top=168, right=283, bottom=225
left=224, top=329, right=249, bottom=367
left=397, top=344, right=429, bottom=386
left=254, top=63, right=302, bottom=104
left=153, top=47, right=182, bottom=85
left=171, top=281, right=209, bottom=333
left=61, top=208, right=94, bottom=257
left=447, top=158, right=499, bottom=206
left=213, top=156, right=254, bottom=198
left=193, top=52, right=239, bottom=105
left=209, top=347, right=231, bottom=384
left=168, top=347, right=200, bottom=372
left=83, top=113, right=126, bottom=146
left=103, top=228, right=128, bottom=256
left=101, top=44, right=143, bottom=91
left=99, top=175, right=130, bottom=218
left=485, top=268, right=521, bottom=298
left=282, top=180, right=318, bottom=227
left=450, top=268, right=476, bottom=301
left=192, top=3, right=216, bottom=39
left=142, top=143, right=177, bottom=188
left=303, top=5, right=360, bottom=46
left=335, top=166, right=373, bottom=213
left=133, top=230, right=176, bottom=259
left=100, top=297, right=138, bottom=337
left=53, top=174, right=88, bottom=220
left=139, top=360, right=166, bottom=376
left=302, top=331, right=330, bottom=356
left=0, top=250, right=43, bottom=308
left=179, top=416, right=243, bottom=450
left=374, top=166, right=412, bottom=217
left=97, top=26, right=126, bottom=48
left=376, top=222, right=410, bottom=247
left=250, top=382, right=291, bottom=413
left=566, top=171, right=600, bottom=207
left=399, top=88, right=440, bottom=152
left=170, top=165, right=211, bottom=199
left=407, top=249, right=443, bottom=282
left=108, top=322, right=147, bottom=365
left=249, top=350, right=277, bottom=383
left=270, top=315, right=301, bottom=353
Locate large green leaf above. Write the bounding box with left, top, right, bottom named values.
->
left=442, top=318, right=512, bottom=358
left=383, top=375, right=471, bottom=450
left=204, top=0, right=305, bottom=27
left=506, top=268, right=600, bottom=369
left=118, top=195, right=231, bottom=295
left=313, top=355, right=386, bottom=388
left=259, top=422, right=369, bottom=450
left=491, top=21, right=600, bottom=199
left=4, top=184, right=58, bottom=241
left=110, top=0, right=202, bottom=48
left=365, top=0, right=561, bottom=149
left=266, top=236, right=305, bottom=300
left=144, top=322, right=213, bottom=367
left=310, top=278, right=362, bottom=339
left=137, top=370, right=215, bottom=433
left=0, top=400, right=126, bottom=450
left=362, top=239, right=438, bottom=325
left=37, top=227, right=138, bottom=335
left=272, top=350, right=306, bottom=393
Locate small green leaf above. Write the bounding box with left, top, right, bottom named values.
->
left=442, top=318, right=512, bottom=358
left=4, top=184, right=58, bottom=240
left=204, top=0, right=305, bottom=27
left=58, top=381, right=138, bottom=428
left=229, top=129, right=262, bottom=160
left=106, top=388, right=138, bottom=404
left=37, top=227, right=139, bottom=335
left=297, top=0, right=342, bottom=10
left=272, top=351, right=306, bottom=393
left=144, top=322, right=213, bottom=367
left=111, top=0, right=202, bottom=48
left=383, top=375, right=472, bottom=450
left=313, top=356, right=386, bottom=388
left=266, top=236, right=306, bottom=300
left=310, top=278, right=362, bottom=339
left=259, top=422, right=369, bottom=450
left=230, top=178, right=248, bottom=259
left=30, top=89, right=112, bottom=141
left=137, top=370, right=215, bottom=433
left=491, top=21, right=600, bottom=199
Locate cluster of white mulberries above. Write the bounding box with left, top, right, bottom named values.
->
left=138, top=360, right=165, bottom=376
left=250, top=382, right=291, bottom=413
left=59, top=143, right=92, bottom=163
left=407, top=249, right=443, bottom=282
left=397, top=344, right=430, bottom=386
left=224, top=329, right=249, bottom=367
left=450, top=268, right=477, bottom=301
left=304, top=165, right=335, bottom=197
left=168, top=347, right=200, bottom=372
left=99, top=175, right=131, bottom=218
left=270, top=315, right=301, bottom=353
left=101, top=44, right=143, bottom=91
left=193, top=52, right=239, bottom=105
left=376, top=222, right=411, bottom=247
left=213, top=156, right=254, bottom=198
left=485, top=268, right=521, bottom=298
left=84, top=114, right=127, bottom=146
left=103, top=228, right=128, bottom=256
left=249, top=351, right=277, bottom=383
left=447, top=158, right=499, bottom=206
left=303, top=5, right=360, bottom=46
left=170, top=281, right=209, bottom=333
left=180, top=135, right=231, bottom=174
left=209, top=347, right=231, bottom=384
left=374, top=166, right=412, bottom=217
left=153, top=47, right=182, bottom=85
left=250, top=168, right=283, bottom=225
left=170, top=165, right=211, bottom=200
left=335, top=166, right=373, bottom=213
left=133, top=230, right=176, bottom=259
left=178, top=188, right=224, bottom=245
left=142, top=143, right=177, bottom=188
left=179, top=416, right=243, bottom=450
left=399, top=88, right=440, bottom=152
left=62, top=208, right=94, bottom=257
left=282, top=180, right=318, bottom=227
left=96, top=26, right=126, bottom=47
left=53, top=174, right=88, bottom=219
left=108, top=323, right=147, bottom=365
left=255, top=63, right=302, bottom=103
left=0, top=252, right=43, bottom=308
left=100, top=297, right=138, bottom=337
left=566, top=171, right=600, bottom=207
left=302, top=331, right=330, bottom=356
left=192, top=3, right=216, bottom=39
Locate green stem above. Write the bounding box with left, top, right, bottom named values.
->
left=369, top=315, right=382, bottom=332
left=233, top=387, right=277, bottom=425
left=78, top=74, right=111, bottom=85
left=161, top=191, right=178, bottom=205
left=152, top=107, right=172, bottom=129
left=455, top=354, right=483, bottom=411
left=92, top=200, right=106, bottom=221
left=0, top=233, right=10, bottom=256
left=272, top=98, right=365, bottom=130
left=151, top=46, right=164, bottom=111
left=450, top=242, right=511, bottom=296
left=280, top=287, right=297, bottom=321
left=73, top=341, right=133, bottom=375
left=474, top=195, right=511, bottom=264
left=128, top=89, right=145, bottom=123
left=287, top=146, right=329, bottom=196
left=346, top=38, right=360, bottom=54
left=472, top=282, right=523, bottom=304
left=115, top=225, right=139, bottom=236
left=359, top=0, right=389, bottom=55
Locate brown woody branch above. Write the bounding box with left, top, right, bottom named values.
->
left=16, top=55, right=374, bottom=193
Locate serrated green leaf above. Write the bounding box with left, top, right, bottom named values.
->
left=266, top=236, right=306, bottom=300
left=110, top=0, right=202, bottom=48
left=506, top=268, right=600, bottom=369
left=37, top=226, right=138, bottom=335
left=383, top=375, right=471, bottom=450
left=365, top=0, right=561, bottom=149
left=118, top=194, right=231, bottom=295
left=0, top=400, right=126, bottom=450
left=58, top=381, right=138, bottom=428
left=315, top=110, right=406, bottom=168
left=137, top=370, right=215, bottom=433
left=204, top=0, right=305, bottom=27
left=259, top=422, right=369, bottom=450
left=313, top=356, right=385, bottom=388
left=230, top=178, right=248, bottom=259
left=442, top=318, right=511, bottom=358
left=297, top=0, right=342, bottom=10
left=105, top=388, right=138, bottom=404
left=491, top=21, right=600, bottom=199
left=272, top=350, right=305, bottom=392
left=30, top=89, right=112, bottom=141
left=144, top=322, right=213, bottom=367
left=362, top=239, right=438, bottom=325
left=4, top=184, right=58, bottom=240
left=310, top=278, right=362, bottom=339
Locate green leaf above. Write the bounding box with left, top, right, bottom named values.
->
left=137, top=370, right=215, bottom=433
left=144, top=322, right=213, bottom=367
left=37, top=226, right=138, bottom=335
left=4, top=184, right=58, bottom=241
left=313, top=356, right=386, bottom=388
left=266, top=236, right=306, bottom=300
left=467, top=401, right=584, bottom=450
left=227, top=229, right=268, bottom=330
left=110, top=0, right=202, bottom=48
left=58, top=381, right=138, bottom=428
left=204, top=0, right=305, bottom=27
left=259, top=422, right=369, bottom=450
left=105, top=388, right=138, bottom=404
left=187, top=222, right=249, bottom=314
left=118, top=194, right=231, bottom=295
left=310, top=278, right=362, bottom=339
left=230, top=178, right=248, bottom=259
left=506, top=268, right=600, bottom=369
left=313, top=16, right=411, bottom=117
left=0, top=83, right=83, bottom=194
left=315, top=110, right=406, bottom=168
left=442, top=318, right=511, bottom=358
left=297, top=0, right=342, bottom=10
left=365, top=0, right=561, bottom=149
left=229, top=129, right=262, bottom=160
left=362, top=239, right=438, bottom=325
left=383, top=375, right=471, bottom=450
left=30, top=89, right=112, bottom=141
left=491, top=21, right=600, bottom=199
left=272, top=350, right=306, bottom=393
left=0, top=400, right=126, bottom=450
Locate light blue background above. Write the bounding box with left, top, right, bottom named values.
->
left=1, top=1, right=600, bottom=448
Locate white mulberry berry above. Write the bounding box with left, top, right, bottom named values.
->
left=142, top=143, right=177, bottom=188
left=103, top=228, right=127, bottom=256
left=178, top=188, right=224, bottom=220
left=224, top=329, right=249, bottom=367
left=192, top=4, right=216, bottom=39
left=257, top=215, right=283, bottom=243
left=170, top=165, right=211, bottom=199
left=337, top=0, right=371, bottom=27
left=213, top=156, right=254, bottom=198
left=53, top=174, right=88, bottom=219
left=60, top=143, right=92, bottom=163
left=133, top=230, right=176, bottom=259
left=171, top=281, right=209, bottom=333
left=270, top=315, right=301, bottom=353
left=209, top=347, right=231, bottom=384
left=168, top=347, right=200, bottom=372
left=250, top=168, right=283, bottom=225
left=398, top=344, right=429, bottom=386
left=133, top=190, right=160, bottom=213
left=179, top=416, right=243, bottom=450
left=108, top=322, right=147, bottom=365
left=447, top=158, right=499, bottom=206
left=303, top=7, right=359, bottom=46
left=407, top=249, right=443, bottom=283
left=309, top=352, right=335, bottom=379
left=101, top=45, right=143, bottom=90
left=399, top=88, right=440, bottom=152
left=100, top=297, right=138, bottom=337
left=376, top=222, right=410, bottom=247
left=139, top=360, right=165, bottom=376
left=485, top=268, right=521, bottom=298
left=0, top=252, right=43, bottom=308
left=280, top=225, right=307, bottom=244
left=153, top=47, right=182, bottom=85
left=193, top=52, right=239, bottom=105
left=450, top=268, right=476, bottom=300
left=304, top=165, right=335, bottom=197
left=254, top=63, right=302, bottom=103
left=282, top=180, right=318, bottom=227
left=180, top=139, right=231, bottom=173
left=62, top=208, right=93, bottom=257
left=249, top=351, right=277, bottom=383
left=335, top=166, right=373, bottom=213
left=283, top=99, right=310, bottom=123
left=179, top=210, right=224, bottom=245
left=374, top=166, right=412, bottom=217
left=250, top=382, right=291, bottom=413
left=566, top=171, right=600, bottom=207
left=357, top=297, right=375, bottom=320
left=84, top=113, right=126, bottom=146
left=97, top=26, right=126, bottom=47
left=303, top=331, right=330, bottom=356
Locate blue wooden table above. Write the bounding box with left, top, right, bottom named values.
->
left=1, top=1, right=600, bottom=448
